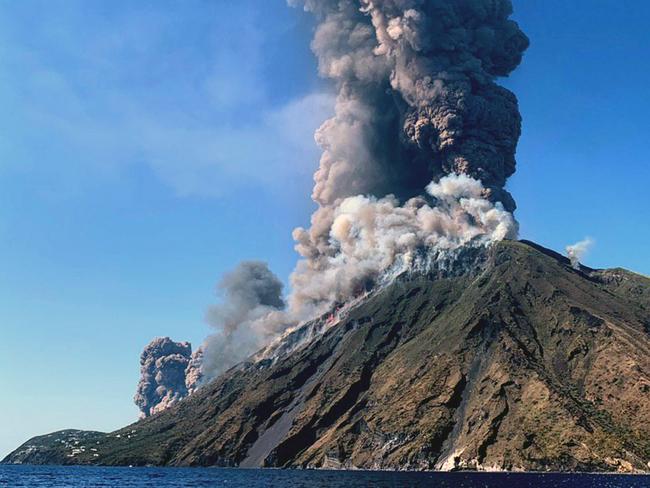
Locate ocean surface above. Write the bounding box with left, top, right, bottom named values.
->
left=1, top=466, right=648, bottom=488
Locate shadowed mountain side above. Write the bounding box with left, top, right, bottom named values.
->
left=4, top=241, right=649, bottom=472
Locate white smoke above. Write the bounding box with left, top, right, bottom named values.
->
left=290, top=174, right=517, bottom=318
left=566, top=237, right=594, bottom=270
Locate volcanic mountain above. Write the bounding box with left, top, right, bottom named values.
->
left=4, top=240, right=649, bottom=472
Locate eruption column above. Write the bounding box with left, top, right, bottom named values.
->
left=199, top=0, right=529, bottom=381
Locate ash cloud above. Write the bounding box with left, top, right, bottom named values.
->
left=201, top=261, right=288, bottom=379
left=134, top=337, right=202, bottom=418
left=197, top=0, right=529, bottom=382
left=291, top=0, right=528, bottom=210
left=287, top=0, right=528, bottom=317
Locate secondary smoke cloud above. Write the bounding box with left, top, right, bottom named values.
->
left=201, top=261, right=288, bottom=379
left=198, top=0, right=528, bottom=382
left=566, top=237, right=594, bottom=270
left=134, top=337, right=202, bottom=418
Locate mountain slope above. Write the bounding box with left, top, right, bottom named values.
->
left=4, top=241, right=649, bottom=472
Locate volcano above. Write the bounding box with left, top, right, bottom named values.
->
left=4, top=241, right=649, bottom=472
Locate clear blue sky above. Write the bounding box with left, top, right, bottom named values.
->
left=0, top=0, right=648, bottom=458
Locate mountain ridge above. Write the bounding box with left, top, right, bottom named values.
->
left=4, top=240, right=649, bottom=472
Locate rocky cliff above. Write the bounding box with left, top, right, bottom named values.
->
left=4, top=241, right=649, bottom=472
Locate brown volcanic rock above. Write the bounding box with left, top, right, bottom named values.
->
left=4, top=241, right=649, bottom=472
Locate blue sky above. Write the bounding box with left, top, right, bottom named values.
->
left=0, top=0, right=648, bottom=458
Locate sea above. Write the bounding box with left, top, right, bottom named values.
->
left=0, top=466, right=648, bottom=488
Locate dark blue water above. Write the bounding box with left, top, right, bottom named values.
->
left=0, top=465, right=648, bottom=487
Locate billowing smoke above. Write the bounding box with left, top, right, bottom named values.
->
left=198, top=0, right=528, bottom=381
left=287, top=0, right=527, bottom=316
left=201, top=261, right=288, bottom=379
left=291, top=174, right=516, bottom=315
left=134, top=337, right=202, bottom=418
left=566, top=237, right=594, bottom=270
left=185, top=346, right=204, bottom=393
left=290, top=0, right=528, bottom=211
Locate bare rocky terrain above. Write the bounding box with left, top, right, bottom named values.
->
left=4, top=241, right=649, bottom=472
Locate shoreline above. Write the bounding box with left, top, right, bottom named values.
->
left=2, top=464, right=649, bottom=476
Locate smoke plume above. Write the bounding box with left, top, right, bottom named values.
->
left=566, top=237, right=594, bottom=270
left=290, top=0, right=527, bottom=210
left=199, top=0, right=528, bottom=381
left=287, top=0, right=528, bottom=316
left=201, top=261, right=288, bottom=379
left=134, top=337, right=202, bottom=418
left=291, top=174, right=517, bottom=315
